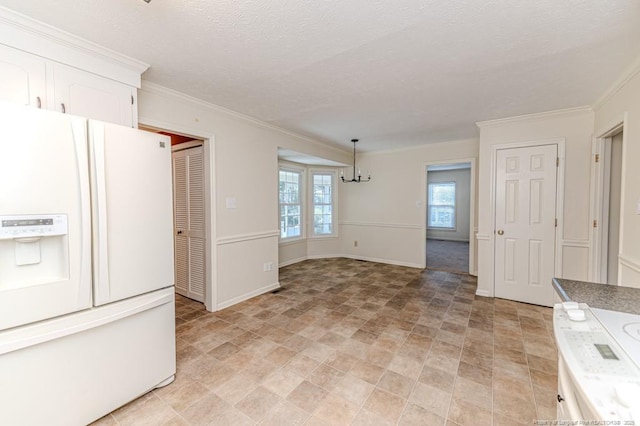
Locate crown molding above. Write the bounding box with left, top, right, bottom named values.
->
left=593, top=55, right=640, bottom=112
left=476, top=105, right=593, bottom=128
left=141, top=80, right=350, bottom=156
left=0, top=6, right=148, bottom=86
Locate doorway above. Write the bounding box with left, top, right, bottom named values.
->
left=139, top=126, right=211, bottom=306
left=593, top=127, right=624, bottom=284
left=425, top=162, right=473, bottom=274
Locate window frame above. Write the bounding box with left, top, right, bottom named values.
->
left=309, top=169, right=338, bottom=238
left=279, top=165, right=305, bottom=241
left=427, top=181, right=457, bottom=230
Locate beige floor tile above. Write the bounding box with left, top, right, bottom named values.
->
left=159, top=380, right=209, bottom=412
left=179, top=392, right=230, bottom=426
left=447, top=398, right=492, bottom=426
left=111, top=393, right=177, bottom=426
left=286, top=354, right=321, bottom=377
left=261, top=366, right=305, bottom=398
left=418, top=365, right=457, bottom=392
left=234, top=386, right=282, bottom=422
left=213, top=371, right=261, bottom=405
left=208, top=405, right=255, bottom=426
left=300, top=341, right=336, bottom=362
left=286, top=380, right=328, bottom=413
left=399, top=403, right=446, bottom=426
left=452, top=377, right=492, bottom=411
left=387, top=354, right=423, bottom=379
left=259, top=400, right=308, bottom=426
left=493, top=387, right=538, bottom=424
left=363, top=388, right=407, bottom=424
left=351, top=408, right=394, bottom=426
left=331, top=373, right=375, bottom=405
left=377, top=370, right=415, bottom=399
left=349, top=359, right=385, bottom=384
left=409, top=381, right=451, bottom=418
left=364, top=346, right=394, bottom=368
left=161, top=415, right=191, bottom=426
left=456, top=360, right=492, bottom=387
left=324, top=351, right=358, bottom=372
left=308, top=363, right=345, bottom=391
left=312, top=392, right=359, bottom=425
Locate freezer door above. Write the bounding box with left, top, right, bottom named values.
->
left=0, top=103, right=92, bottom=331
left=89, top=121, right=174, bottom=305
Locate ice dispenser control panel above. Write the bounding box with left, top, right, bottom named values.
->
left=0, top=215, right=68, bottom=239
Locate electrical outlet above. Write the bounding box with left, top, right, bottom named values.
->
left=263, top=262, right=273, bottom=272
left=354, top=240, right=358, bottom=247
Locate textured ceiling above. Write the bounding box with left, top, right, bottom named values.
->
left=2, top=0, right=639, bottom=152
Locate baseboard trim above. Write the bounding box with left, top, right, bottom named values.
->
left=215, top=282, right=280, bottom=311
left=475, top=289, right=491, bottom=297
left=278, top=256, right=308, bottom=268
left=342, top=254, right=423, bottom=269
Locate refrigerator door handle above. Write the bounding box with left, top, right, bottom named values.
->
left=72, top=119, right=93, bottom=306
left=91, top=122, right=111, bottom=304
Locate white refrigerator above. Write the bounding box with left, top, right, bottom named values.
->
left=0, top=102, right=176, bottom=425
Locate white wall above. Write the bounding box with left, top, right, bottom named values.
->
left=138, top=82, right=351, bottom=310
left=426, top=168, right=471, bottom=241
left=340, top=139, right=479, bottom=269
left=476, top=108, right=594, bottom=297
left=595, top=66, right=640, bottom=288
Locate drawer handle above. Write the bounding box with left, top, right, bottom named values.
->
left=61, top=103, right=66, bottom=114
left=557, top=394, right=564, bottom=403
left=36, top=96, right=42, bottom=109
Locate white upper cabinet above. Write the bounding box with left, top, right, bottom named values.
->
left=53, top=63, right=135, bottom=128
left=0, top=7, right=148, bottom=127
left=0, top=43, right=47, bottom=108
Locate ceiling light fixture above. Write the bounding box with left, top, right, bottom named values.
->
left=341, top=139, right=371, bottom=183
left=142, top=0, right=151, bottom=3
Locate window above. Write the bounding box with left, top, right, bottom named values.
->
left=428, top=182, right=456, bottom=229
left=311, top=172, right=335, bottom=236
left=279, top=168, right=303, bottom=239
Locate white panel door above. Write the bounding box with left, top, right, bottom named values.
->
left=0, top=44, right=47, bottom=108
left=53, top=63, right=134, bottom=127
left=90, top=121, right=174, bottom=305
left=494, top=144, right=558, bottom=306
left=172, top=146, right=206, bottom=302
left=0, top=103, right=91, bottom=330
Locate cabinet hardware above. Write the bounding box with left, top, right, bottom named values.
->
left=36, top=96, right=42, bottom=109
left=557, top=394, right=564, bottom=403
left=497, top=230, right=504, bottom=235
left=177, top=230, right=182, bottom=235
left=61, top=103, right=66, bottom=114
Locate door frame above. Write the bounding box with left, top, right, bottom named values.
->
left=422, top=157, right=477, bottom=274
left=589, top=114, right=628, bottom=284
left=488, top=138, right=565, bottom=299
left=139, top=118, right=217, bottom=312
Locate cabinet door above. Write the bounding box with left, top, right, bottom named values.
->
left=53, top=63, right=134, bottom=127
left=0, top=44, right=47, bottom=108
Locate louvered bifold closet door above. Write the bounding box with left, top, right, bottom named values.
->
left=172, top=145, right=206, bottom=302
left=187, top=149, right=206, bottom=301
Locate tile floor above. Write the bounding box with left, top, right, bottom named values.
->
left=93, top=258, right=558, bottom=426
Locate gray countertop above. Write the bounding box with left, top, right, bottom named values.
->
left=552, top=277, right=640, bottom=316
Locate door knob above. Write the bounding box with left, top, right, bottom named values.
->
left=177, top=230, right=183, bottom=235
left=497, top=230, right=504, bottom=235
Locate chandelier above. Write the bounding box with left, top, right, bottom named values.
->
left=341, top=139, right=371, bottom=183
